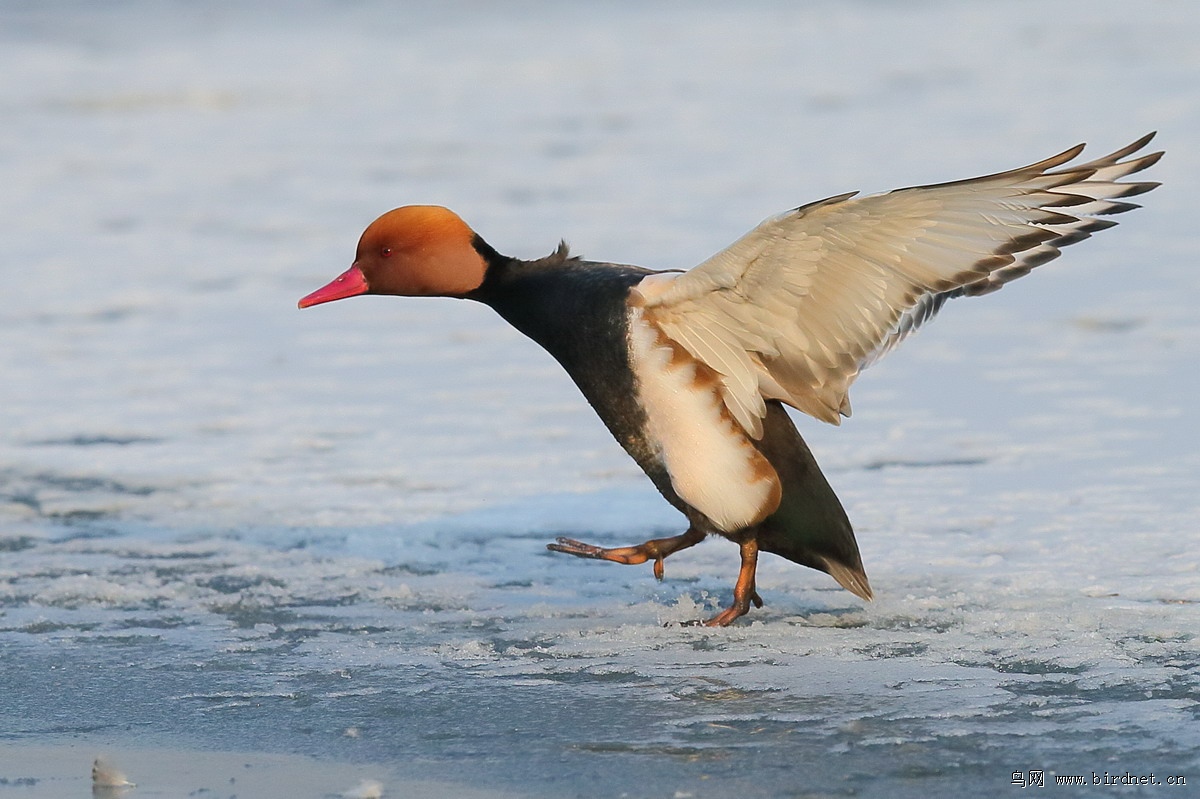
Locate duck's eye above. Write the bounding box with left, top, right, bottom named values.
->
left=380, top=247, right=392, bottom=258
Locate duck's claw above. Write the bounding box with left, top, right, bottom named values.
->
left=688, top=538, right=764, bottom=627
left=691, top=590, right=764, bottom=627
left=546, top=528, right=706, bottom=581
left=546, top=537, right=608, bottom=560
left=547, top=536, right=667, bottom=578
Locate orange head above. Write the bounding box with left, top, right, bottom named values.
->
left=298, top=206, right=489, bottom=308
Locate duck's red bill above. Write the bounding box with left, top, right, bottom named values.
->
left=298, top=265, right=369, bottom=308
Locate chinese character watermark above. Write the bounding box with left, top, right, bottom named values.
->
left=1012, top=770, right=1045, bottom=788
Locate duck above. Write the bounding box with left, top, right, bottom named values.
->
left=299, top=134, right=1161, bottom=626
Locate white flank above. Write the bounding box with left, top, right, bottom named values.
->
left=628, top=307, right=780, bottom=532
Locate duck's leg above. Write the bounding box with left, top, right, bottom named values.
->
left=547, top=526, right=705, bottom=580
left=702, top=536, right=763, bottom=627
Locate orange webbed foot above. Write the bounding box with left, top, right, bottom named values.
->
left=699, top=589, right=763, bottom=627
left=546, top=527, right=705, bottom=581
left=680, top=537, right=762, bottom=627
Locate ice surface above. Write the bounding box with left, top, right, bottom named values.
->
left=1, top=2, right=1197, bottom=797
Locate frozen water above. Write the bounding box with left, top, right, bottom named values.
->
left=1, top=1, right=1198, bottom=797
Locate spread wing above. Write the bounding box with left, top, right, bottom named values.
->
left=631, top=133, right=1162, bottom=436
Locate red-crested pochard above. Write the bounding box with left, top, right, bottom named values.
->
left=300, top=134, right=1161, bottom=625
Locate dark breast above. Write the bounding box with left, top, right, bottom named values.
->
left=470, top=256, right=689, bottom=515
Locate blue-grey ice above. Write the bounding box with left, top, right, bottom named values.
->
left=1, top=2, right=1197, bottom=798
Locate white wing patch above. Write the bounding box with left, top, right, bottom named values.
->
left=627, top=306, right=781, bottom=533
left=634, top=134, right=1162, bottom=433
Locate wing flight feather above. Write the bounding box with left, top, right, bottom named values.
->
left=631, top=134, right=1162, bottom=433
